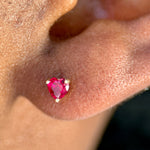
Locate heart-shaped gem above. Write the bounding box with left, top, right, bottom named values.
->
left=46, top=77, right=70, bottom=103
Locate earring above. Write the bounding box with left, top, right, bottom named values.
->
left=46, top=77, right=70, bottom=103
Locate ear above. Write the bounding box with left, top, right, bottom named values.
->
left=13, top=0, right=150, bottom=120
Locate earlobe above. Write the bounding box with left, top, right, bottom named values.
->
left=12, top=1, right=150, bottom=120
left=49, top=12, right=150, bottom=120
left=51, top=14, right=150, bottom=120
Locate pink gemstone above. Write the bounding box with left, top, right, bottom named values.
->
left=46, top=77, right=69, bottom=100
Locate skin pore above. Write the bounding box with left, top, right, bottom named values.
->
left=0, top=0, right=150, bottom=150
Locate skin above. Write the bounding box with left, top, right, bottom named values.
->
left=0, top=0, right=150, bottom=149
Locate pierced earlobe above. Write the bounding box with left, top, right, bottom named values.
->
left=46, top=77, right=70, bottom=103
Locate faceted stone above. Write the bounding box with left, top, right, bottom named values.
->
left=46, top=77, right=70, bottom=100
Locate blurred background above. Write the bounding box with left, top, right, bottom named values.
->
left=98, top=90, right=150, bottom=150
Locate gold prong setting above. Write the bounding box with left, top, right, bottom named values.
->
left=55, top=98, right=60, bottom=103
left=46, top=80, right=50, bottom=85
left=64, top=79, right=70, bottom=84
left=65, top=79, right=70, bottom=92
